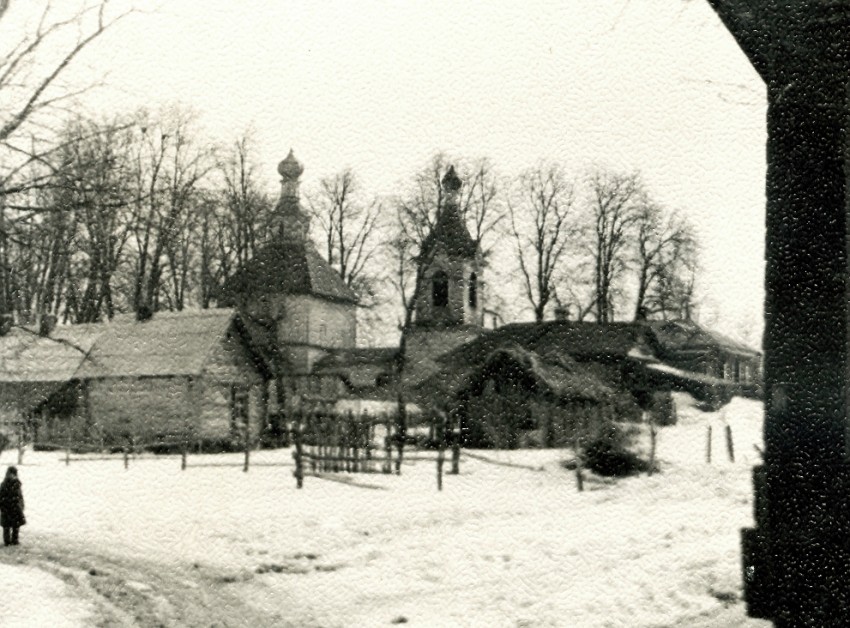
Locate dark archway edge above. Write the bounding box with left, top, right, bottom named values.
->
left=709, top=2, right=850, bottom=625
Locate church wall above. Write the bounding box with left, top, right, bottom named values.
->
left=307, top=298, right=356, bottom=350
left=415, top=249, right=481, bottom=327
left=275, top=295, right=356, bottom=373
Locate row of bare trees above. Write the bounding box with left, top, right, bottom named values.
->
left=1, top=109, right=280, bottom=323
left=507, top=166, right=698, bottom=324
left=1, top=109, right=699, bottom=335
left=0, top=2, right=698, bottom=331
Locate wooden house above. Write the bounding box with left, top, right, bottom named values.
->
left=0, top=309, right=269, bottom=449
left=646, top=319, right=762, bottom=396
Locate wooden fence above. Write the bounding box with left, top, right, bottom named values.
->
left=290, top=409, right=461, bottom=489
left=36, top=408, right=462, bottom=490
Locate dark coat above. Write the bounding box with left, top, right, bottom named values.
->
left=0, top=477, right=25, bottom=528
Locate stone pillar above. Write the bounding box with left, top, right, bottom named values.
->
left=740, top=17, right=850, bottom=625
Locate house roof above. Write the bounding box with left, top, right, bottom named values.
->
left=648, top=320, right=760, bottom=358
left=0, top=325, right=101, bottom=383
left=313, top=347, right=398, bottom=373
left=471, top=346, right=612, bottom=401
left=414, top=344, right=612, bottom=407
left=221, top=239, right=357, bottom=304
left=441, top=321, right=649, bottom=366
left=74, top=309, right=238, bottom=379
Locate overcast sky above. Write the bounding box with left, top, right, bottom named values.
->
left=65, top=0, right=766, bottom=342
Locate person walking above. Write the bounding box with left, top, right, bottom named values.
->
left=0, top=466, right=25, bottom=546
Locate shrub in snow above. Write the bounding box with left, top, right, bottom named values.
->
left=582, top=422, right=655, bottom=477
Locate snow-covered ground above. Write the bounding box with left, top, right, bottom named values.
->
left=0, top=564, right=95, bottom=627
left=0, top=394, right=770, bottom=626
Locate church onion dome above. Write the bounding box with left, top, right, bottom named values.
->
left=278, top=149, right=304, bottom=180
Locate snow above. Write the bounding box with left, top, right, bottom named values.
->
left=0, top=564, right=95, bottom=627
left=5, top=393, right=769, bottom=626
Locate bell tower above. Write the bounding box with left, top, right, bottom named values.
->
left=414, top=166, right=483, bottom=329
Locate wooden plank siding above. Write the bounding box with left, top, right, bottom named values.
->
left=37, top=316, right=268, bottom=450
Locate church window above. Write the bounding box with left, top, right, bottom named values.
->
left=432, top=270, right=449, bottom=307
left=468, top=272, right=478, bottom=308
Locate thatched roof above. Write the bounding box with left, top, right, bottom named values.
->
left=441, top=321, right=650, bottom=367
left=0, top=324, right=103, bottom=417
left=313, top=347, right=399, bottom=393
left=415, top=344, right=612, bottom=408
left=0, top=325, right=101, bottom=383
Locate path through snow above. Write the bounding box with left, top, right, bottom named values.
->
left=0, top=563, right=93, bottom=627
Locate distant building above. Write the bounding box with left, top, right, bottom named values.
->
left=0, top=155, right=761, bottom=450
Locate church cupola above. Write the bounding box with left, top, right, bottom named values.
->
left=414, top=165, right=484, bottom=329
left=273, top=149, right=310, bottom=241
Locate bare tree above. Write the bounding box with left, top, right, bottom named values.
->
left=307, top=168, right=381, bottom=302
left=632, top=201, right=699, bottom=320
left=42, top=115, right=137, bottom=323
left=507, top=163, right=576, bottom=322
left=215, top=134, right=273, bottom=274
left=0, top=1, right=133, bottom=146
left=0, top=0, right=134, bottom=320
left=648, top=234, right=700, bottom=321
left=127, top=108, right=216, bottom=314
left=585, top=170, right=644, bottom=323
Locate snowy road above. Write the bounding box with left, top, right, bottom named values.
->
left=0, top=562, right=93, bottom=627
left=0, top=541, right=290, bottom=627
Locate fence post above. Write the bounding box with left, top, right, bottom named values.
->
left=726, top=424, right=735, bottom=462
left=437, top=414, right=446, bottom=491
left=348, top=410, right=356, bottom=473
left=395, top=405, right=406, bottom=476
left=574, top=431, right=584, bottom=492
left=65, top=426, right=71, bottom=466
left=243, top=413, right=250, bottom=473
left=17, top=423, right=24, bottom=465
left=123, top=445, right=129, bottom=470
left=450, top=411, right=460, bottom=475
left=364, top=412, right=373, bottom=473
left=383, top=414, right=392, bottom=474
left=293, top=411, right=304, bottom=489
left=647, top=411, right=657, bottom=477
left=706, top=425, right=712, bottom=464
left=333, top=418, right=341, bottom=473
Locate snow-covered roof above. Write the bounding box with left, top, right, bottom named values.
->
left=0, top=325, right=101, bottom=383
left=74, top=309, right=237, bottom=379
left=0, top=308, right=244, bottom=385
